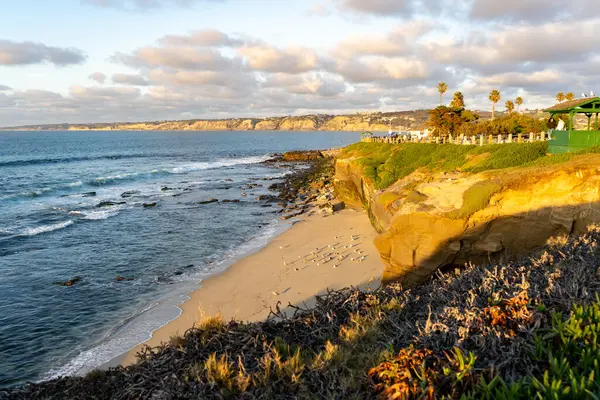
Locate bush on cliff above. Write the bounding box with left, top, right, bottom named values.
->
left=343, top=142, right=549, bottom=189
left=7, top=226, right=600, bottom=399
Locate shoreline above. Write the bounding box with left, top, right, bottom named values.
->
left=118, top=208, right=383, bottom=367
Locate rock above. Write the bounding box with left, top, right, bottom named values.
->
left=161, top=186, right=174, bottom=191
left=54, top=277, right=82, bottom=287
left=82, top=192, right=97, bottom=197
left=120, top=191, right=139, bottom=198
left=331, top=201, right=346, bottom=212
left=222, top=199, right=241, bottom=203
left=198, top=198, right=218, bottom=205
left=224, top=179, right=233, bottom=182
left=257, top=194, right=278, bottom=202
left=281, top=150, right=324, bottom=161
left=143, top=202, right=157, bottom=208
left=115, top=276, right=134, bottom=282
left=97, top=201, right=126, bottom=208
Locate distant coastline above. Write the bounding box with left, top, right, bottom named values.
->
left=0, top=110, right=432, bottom=132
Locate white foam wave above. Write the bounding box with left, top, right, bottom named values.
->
left=21, top=220, right=74, bottom=237
left=81, top=206, right=124, bottom=221
left=169, top=155, right=271, bottom=174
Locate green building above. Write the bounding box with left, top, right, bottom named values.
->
left=546, top=97, right=600, bottom=154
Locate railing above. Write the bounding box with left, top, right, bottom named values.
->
left=362, top=132, right=548, bottom=145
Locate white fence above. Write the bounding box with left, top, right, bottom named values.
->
left=362, top=132, right=548, bottom=145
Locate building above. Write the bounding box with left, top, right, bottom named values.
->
left=546, top=97, right=600, bottom=154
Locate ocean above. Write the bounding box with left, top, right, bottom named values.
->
left=0, top=130, right=359, bottom=387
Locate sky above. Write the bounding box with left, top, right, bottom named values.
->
left=0, top=0, right=598, bottom=126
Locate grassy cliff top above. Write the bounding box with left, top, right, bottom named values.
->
left=341, top=142, right=600, bottom=190
left=6, top=227, right=600, bottom=399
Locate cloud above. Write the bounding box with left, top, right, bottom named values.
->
left=158, top=29, right=244, bottom=47
left=306, top=2, right=331, bottom=16
left=112, top=73, right=152, bottom=86
left=0, top=85, right=11, bottom=91
left=470, top=0, right=596, bottom=22
left=82, top=0, right=222, bottom=10
left=89, top=72, right=107, bottom=84
left=262, top=73, right=346, bottom=97
left=332, top=56, right=429, bottom=83
left=423, top=18, right=600, bottom=71
left=238, top=45, right=319, bottom=73
left=0, top=40, right=86, bottom=66
left=336, top=0, right=410, bottom=16
left=478, top=69, right=565, bottom=88
left=113, top=46, right=237, bottom=70
left=332, top=21, right=433, bottom=59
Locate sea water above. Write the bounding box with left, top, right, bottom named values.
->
left=0, top=130, right=359, bottom=386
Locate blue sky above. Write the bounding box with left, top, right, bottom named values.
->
left=0, top=0, right=598, bottom=126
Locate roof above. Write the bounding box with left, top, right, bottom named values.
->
left=545, top=97, right=600, bottom=113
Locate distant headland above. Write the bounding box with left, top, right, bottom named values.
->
left=1, top=109, right=544, bottom=132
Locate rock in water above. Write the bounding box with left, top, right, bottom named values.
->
left=97, top=201, right=126, bottom=208
left=120, top=191, right=139, bottom=198
left=198, top=198, right=218, bottom=205
left=143, top=202, right=157, bottom=208
left=53, top=277, right=82, bottom=287
left=115, top=276, right=135, bottom=282
left=281, top=150, right=324, bottom=161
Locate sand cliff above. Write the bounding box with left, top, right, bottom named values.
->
left=334, top=143, right=600, bottom=286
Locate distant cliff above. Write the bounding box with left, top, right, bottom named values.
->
left=1, top=111, right=431, bottom=132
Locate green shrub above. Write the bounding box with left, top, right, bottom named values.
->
left=344, top=142, right=549, bottom=189
left=469, top=297, right=600, bottom=399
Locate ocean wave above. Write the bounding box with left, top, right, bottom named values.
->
left=168, top=155, right=271, bottom=174
left=0, top=181, right=84, bottom=201
left=80, top=206, right=124, bottom=221
left=0, top=153, right=176, bottom=168
left=20, top=220, right=74, bottom=237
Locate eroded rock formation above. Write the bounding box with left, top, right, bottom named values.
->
left=335, top=153, right=600, bottom=286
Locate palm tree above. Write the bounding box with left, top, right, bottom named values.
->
left=437, top=82, right=448, bottom=106
left=489, top=90, right=501, bottom=120
left=450, top=91, right=465, bottom=108
left=566, top=92, right=575, bottom=101
left=556, top=92, right=565, bottom=103
left=505, top=100, right=515, bottom=114
left=515, top=97, right=523, bottom=113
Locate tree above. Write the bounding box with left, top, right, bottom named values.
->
left=437, top=82, right=448, bottom=106
left=489, top=90, right=501, bottom=120
left=426, top=106, right=479, bottom=137
left=566, top=92, right=575, bottom=101
left=450, top=91, right=465, bottom=108
left=556, top=92, right=565, bottom=103
left=515, top=97, right=523, bottom=113
left=505, top=100, right=515, bottom=114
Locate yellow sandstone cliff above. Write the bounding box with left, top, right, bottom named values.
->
left=334, top=148, right=600, bottom=286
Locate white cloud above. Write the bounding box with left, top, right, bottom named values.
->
left=0, top=40, right=86, bottom=66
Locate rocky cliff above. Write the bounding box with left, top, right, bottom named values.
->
left=4, top=111, right=431, bottom=132
left=334, top=142, right=600, bottom=286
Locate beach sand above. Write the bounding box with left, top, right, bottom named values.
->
left=120, top=208, right=383, bottom=366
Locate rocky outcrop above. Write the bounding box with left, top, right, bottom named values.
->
left=335, top=152, right=600, bottom=286
left=281, top=150, right=324, bottom=161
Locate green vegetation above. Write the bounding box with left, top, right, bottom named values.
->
left=444, top=180, right=501, bottom=219
left=10, top=226, right=600, bottom=399
left=342, top=142, right=549, bottom=189
left=458, top=114, right=548, bottom=137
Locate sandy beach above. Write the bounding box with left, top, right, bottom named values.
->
left=121, top=208, right=383, bottom=366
